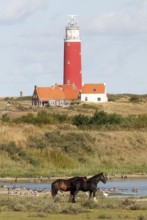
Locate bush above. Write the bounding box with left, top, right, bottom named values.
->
left=13, top=110, right=69, bottom=125
left=28, top=131, right=95, bottom=156
left=90, top=111, right=108, bottom=125
left=129, top=95, right=143, bottom=103
left=73, top=110, right=147, bottom=130
left=72, top=114, right=90, bottom=126
left=81, top=200, right=99, bottom=209
left=1, top=113, right=10, bottom=122
left=0, top=142, right=39, bottom=166
left=73, top=110, right=123, bottom=127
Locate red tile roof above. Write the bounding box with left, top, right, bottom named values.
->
left=61, top=84, right=79, bottom=99
left=35, top=84, right=79, bottom=101
left=81, top=83, right=106, bottom=94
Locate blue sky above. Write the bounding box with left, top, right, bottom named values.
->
left=0, top=0, right=147, bottom=97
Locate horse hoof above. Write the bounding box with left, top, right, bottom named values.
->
left=93, top=197, right=98, bottom=203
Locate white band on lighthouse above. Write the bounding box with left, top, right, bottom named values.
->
left=64, top=15, right=81, bottom=42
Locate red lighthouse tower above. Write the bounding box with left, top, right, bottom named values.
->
left=63, top=16, right=82, bottom=90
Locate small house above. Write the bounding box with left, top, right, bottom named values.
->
left=32, top=84, right=79, bottom=107
left=81, top=83, right=108, bottom=103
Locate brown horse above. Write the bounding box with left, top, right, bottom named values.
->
left=51, top=176, right=87, bottom=201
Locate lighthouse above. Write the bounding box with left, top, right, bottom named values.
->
left=63, top=16, right=82, bottom=90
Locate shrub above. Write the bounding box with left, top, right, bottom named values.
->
left=13, top=110, right=69, bottom=125
left=129, top=95, right=141, bottom=103
left=73, top=110, right=123, bottom=127
left=107, top=113, right=123, bottom=124
left=73, top=110, right=147, bottom=129
left=90, top=110, right=108, bottom=125
left=0, top=142, right=39, bottom=166
left=81, top=200, right=99, bottom=209
left=72, top=114, right=90, bottom=126
left=98, top=214, right=112, bottom=219
left=14, top=113, right=36, bottom=124
left=138, top=214, right=146, bottom=220
left=1, top=113, right=10, bottom=122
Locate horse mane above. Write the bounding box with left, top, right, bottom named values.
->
left=88, top=172, right=104, bottom=181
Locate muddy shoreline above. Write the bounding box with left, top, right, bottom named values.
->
left=0, top=173, right=147, bottom=183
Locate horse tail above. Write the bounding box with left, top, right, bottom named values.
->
left=51, top=182, right=58, bottom=198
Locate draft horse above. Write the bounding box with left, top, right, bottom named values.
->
left=70, top=172, right=108, bottom=203
left=51, top=176, right=87, bottom=201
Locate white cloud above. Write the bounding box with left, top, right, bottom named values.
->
left=0, top=0, right=47, bottom=24
left=91, top=12, right=147, bottom=34
left=144, top=0, right=147, bottom=6
left=85, top=2, right=147, bottom=34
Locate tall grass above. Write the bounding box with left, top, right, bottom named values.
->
left=0, top=125, right=147, bottom=177
left=0, top=99, right=147, bottom=177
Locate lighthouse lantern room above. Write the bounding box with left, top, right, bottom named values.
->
left=63, top=16, right=82, bottom=90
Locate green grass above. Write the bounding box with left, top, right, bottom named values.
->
left=0, top=128, right=147, bottom=177
left=0, top=97, right=147, bottom=177
left=0, top=195, right=147, bottom=220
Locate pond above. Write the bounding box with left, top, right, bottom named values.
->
left=98, top=178, right=147, bottom=198
left=1, top=178, right=147, bottom=198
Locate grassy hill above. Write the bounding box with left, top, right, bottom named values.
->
left=0, top=94, right=147, bottom=177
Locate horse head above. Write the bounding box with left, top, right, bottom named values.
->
left=100, top=172, right=108, bottom=184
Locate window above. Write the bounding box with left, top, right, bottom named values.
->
left=85, top=97, right=88, bottom=101
left=67, top=60, right=70, bottom=64
left=60, top=100, right=64, bottom=106
left=93, top=88, right=96, bottom=92
left=50, top=100, right=55, bottom=106
left=97, top=97, right=101, bottom=102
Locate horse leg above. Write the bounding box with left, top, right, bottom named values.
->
left=88, top=191, right=93, bottom=200
left=69, top=191, right=73, bottom=203
left=70, top=190, right=79, bottom=203
left=93, top=191, right=98, bottom=203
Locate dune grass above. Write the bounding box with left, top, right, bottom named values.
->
left=0, top=122, right=147, bottom=177
left=0, top=96, right=147, bottom=177
left=0, top=194, right=147, bottom=220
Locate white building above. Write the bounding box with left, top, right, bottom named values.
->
left=81, top=83, right=108, bottom=103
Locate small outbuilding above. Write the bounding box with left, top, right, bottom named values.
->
left=81, top=83, right=108, bottom=103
